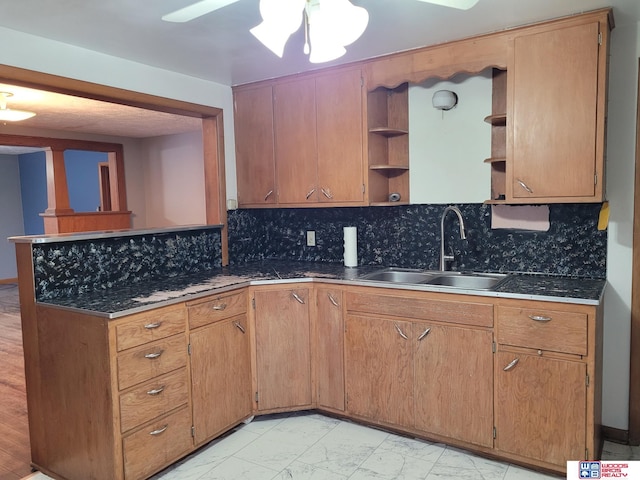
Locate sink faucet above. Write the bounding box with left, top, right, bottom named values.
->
left=440, top=206, right=466, bottom=271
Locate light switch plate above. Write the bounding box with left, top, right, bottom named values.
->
left=306, top=230, right=316, bottom=247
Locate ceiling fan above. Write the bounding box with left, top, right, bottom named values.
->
left=162, top=0, right=480, bottom=63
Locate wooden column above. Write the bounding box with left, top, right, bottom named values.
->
left=43, top=147, right=73, bottom=215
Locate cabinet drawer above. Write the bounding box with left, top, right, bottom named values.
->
left=120, top=368, right=189, bottom=433
left=346, top=291, right=493, bottom=327
left=117, top=334, right=187, bottom=390
left=116, top=305, right=186, bottom=352
left=123, top=406, right=193, bottom=480
left=188, top=290, right=247, bottom=329
left=497, top=306, right=587, bottom=355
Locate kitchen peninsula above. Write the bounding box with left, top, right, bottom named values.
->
left=11, top=225, right=605, bottom=479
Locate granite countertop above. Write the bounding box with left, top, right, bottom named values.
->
left=38, top=260, right=607, bottom=319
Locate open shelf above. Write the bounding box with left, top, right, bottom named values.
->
left=483, top=113, right=506, bottom=126
left=369, top=164, right=410, bottom=171
left=485, top=69, right=507, bottom=203
left=367, top=83, right=410, bottom=205
left=369, top=127, right=409, bottom=137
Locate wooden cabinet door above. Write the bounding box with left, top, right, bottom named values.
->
left=414, top=324, right=493, bottom=448
left=495, top=351, right=587, bottom=466
left=315, top=287, right=344, bottom=411
left=189, top=314, right=252, bottom=446
left=234, top=85, right=277, bottom=206
left=274, top=78, right=318, bottom=204
left=316, top=69, right=365, bottom=204
left=511, top=22, right=600, bottom=200
left=254, top=288, right=312, bottom=410
left=345, top=314, right=413, bottom=427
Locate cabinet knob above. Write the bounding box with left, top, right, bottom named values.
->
left=144, top=322, right=162, bottom=330
left=306, top=188, right=316, bottom=200
left=144, top=350, right=164, bottom=360
left=394, top=323, right=408, bottom=340
left=503, top=357, right=520, bottom=371
left=234, top=321, right=246, bottom=334
left=516, top=179, right=534, bottom=194
left=327, top=293, right=340, bottom=307
left=147, top=386, right=165, bottom=396
left=417, top=328, right=431, bottom=341
left=292, top=292, right=305, bottom=304
left=321, top=188, right=333, bottom=199
left=212, top=304, right=227, bottom=311
left=264, top=190, right=274, bottom=201
left=528, top=314, right=552, bottom=322
left=149, top=424, right=169, bottom=436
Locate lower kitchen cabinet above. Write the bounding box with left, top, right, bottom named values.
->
left=494, top=301, right=600, bottom=470
left=495, top=350, right=587, bottom=466
left=25, top=282, right=602, bottom=480
left=253, top=286, right=312, bottom=411
left=314, top=287, right=345, bottom=411
left=345, top=314, right=414, bottom=427
left=414, top=323, right=494, bottom=448
left=188, top=290, right=252, bottom=446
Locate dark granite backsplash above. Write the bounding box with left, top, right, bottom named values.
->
left=228, top=203, right=606, bottom=278
left=34, top=227, right=222, bottom=301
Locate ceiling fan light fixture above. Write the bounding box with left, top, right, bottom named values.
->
left=250, top=0, right=305, bottom=57
left=305, top=0, right=368, bottom=63
left=0, top=92, right=36, bottom=122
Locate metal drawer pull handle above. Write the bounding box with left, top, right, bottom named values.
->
left=233, top=321, right=246, bottom=334
left=394, top=323, right=408, bottom=340
left=503, top=358, right=520, bottom=371
left=328, top=293, right=339, bottom=307
left=149, top=425, right=169, bottom=436
left=516, top=179, right=533, bottom=194
left=417, top=328, right=431, bottom=341
left=321, top=188, right=333, bottom=199
left=264, top=190, right=273, bottom=201
left=144, top=351, right=164, bottom=359
left=147, top=386, right=165, bottom=396
left=212, top=304, right=227, bottom=311
left=529, top=315, right=552, bottom=322
left=292, top=293, right=305, bottom=304
left=144, top=322, right=162, bottom=330
left=306, top=188, right=316, bottom=199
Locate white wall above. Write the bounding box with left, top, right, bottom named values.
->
left=600, top=20, right=640, bottom=431
left=0, top=155, right=25, bottom=279
left=141, top=130, right=206, bottom=227
left=409, top=71, right=492, bottom=204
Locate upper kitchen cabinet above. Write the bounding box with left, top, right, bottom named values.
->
left=505, top=15, right=610, bottom=203
left=234, top=85, right=277, bottom=207
left=234, top=67, right=365, bottom=208
left=275, top=68, right=365, bottom=205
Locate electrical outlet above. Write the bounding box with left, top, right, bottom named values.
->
left=306, top=230, right=316, bottom=247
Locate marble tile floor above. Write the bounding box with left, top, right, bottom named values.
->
left=23, top=412, right=640, bottom=480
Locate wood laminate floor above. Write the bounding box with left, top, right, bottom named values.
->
left=0, top=284, right=32, bottom=480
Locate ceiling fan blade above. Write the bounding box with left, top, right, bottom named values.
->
left=162, top=0, right=240, bottom=22
left=416, top=0, right=479, bottom=10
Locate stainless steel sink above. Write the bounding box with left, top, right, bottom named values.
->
left=358, top=268, right=436, bottom=284
left=426, top=273, right=507, bottom=290
left=358, top=268, right=508, bottom=290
